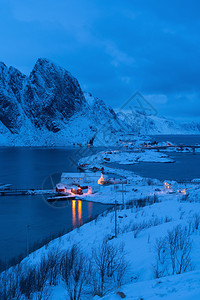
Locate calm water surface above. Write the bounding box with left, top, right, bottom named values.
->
left=110, top=135, right=200, bottom=181
left=0, top=137, right=199, bottom=263
left=0, top=147, right=112, bottom=263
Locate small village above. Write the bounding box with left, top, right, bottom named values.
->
left=1, top=1, right=200, bottom=298
left=50, top=143, right=200, bottom=208
left=3, top=144, right=199, bottom=300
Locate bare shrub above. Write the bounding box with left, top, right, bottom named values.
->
left=120, top=215, right=172, bottom=237
left=0, top=272, right=21, bottom=300
left=188, top=220, right=192, bottom=234
left=153, top=237, right=168, bottom=278
left=164, top=216, right=172, bottom=223
left=90, top=239, right=127, bottom=297
left=61, top=244, right=88, bottom=300
left=181, top=194, right=189, bottom=202
left=153, top=225, right=192, bottom=278
left=179, top=211, right=185, bottom=219
left=46, top=247, right=61, bottom=286
left=18, top=265, right=37, bottom=299
left=147, top=234, right=150, bottom=244
left=193, top=213, right=200, bottom=231
left=35, top=258, right=51, bottom=299
left=133, top=228, right=141, bottom=238
left=147, top=179, right=153, bottom=186
left=153, top=194, right=159, bottom=203
left=18, top=259, right=49, bottom=300
left=168, top=225, right=192, bottom=275
left=0, top=240, right=128, bottom=299
left=0, top=248, right=59, bottom=300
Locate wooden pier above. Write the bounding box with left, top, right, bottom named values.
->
left=47, top=195, right=76, bottom=202
left=0, top=189, right=55, bottom=196
left=0, top=187, right=78, bottom=202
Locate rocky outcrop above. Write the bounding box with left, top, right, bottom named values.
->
left=0, top=59, right=124, bottom=146
left=0, top=59, right=88, bottom=134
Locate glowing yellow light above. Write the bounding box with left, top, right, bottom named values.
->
left=164, top=182, right=171, bottom=189
left=78, top=200, right=82, bottom=226
left=72, top=200, right=76, bottom=229
left=181, top=188, right=187, bottom=195
left=98, top=173, right=104, bottom=185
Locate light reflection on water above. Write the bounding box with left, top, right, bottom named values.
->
left=72, top=200, right=76, bottom=228
left=72, top=200, right=84, bottom=229
left=78, top=200, right=83, bottom=227
left=0, top=147, right=111, bottom=264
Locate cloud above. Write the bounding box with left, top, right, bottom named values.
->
left=1, top=0, right=200, bottom=120
left=145, top=94, right=168, bottom=105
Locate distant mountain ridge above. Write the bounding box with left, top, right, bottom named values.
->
left=117, top=111, right=200, bottom=135
left=0, top=59, right=199, bottom=146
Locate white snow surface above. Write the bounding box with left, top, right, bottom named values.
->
left=3, top=149, right=200, bottom=299
left=79, top=149, right=174, bottom=166
left=7, top=186, right=200, bottom=300
left=0, top=59, right=200, bottom=147
left=118, top=111, right=200, bottom=135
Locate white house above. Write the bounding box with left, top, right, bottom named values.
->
left=61, top=172, right=101, bottom=186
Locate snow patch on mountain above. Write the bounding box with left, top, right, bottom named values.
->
left=118, top=111, right=200, bottom=135
left=0, top=59, right=200, bottom=147
left=0, top=59, right=126, bottom=146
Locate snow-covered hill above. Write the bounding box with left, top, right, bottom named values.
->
left=118, top=111, right=200, bottom=135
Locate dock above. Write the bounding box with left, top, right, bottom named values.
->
left=0, top=189, right=55, bottom=196
left=0, top=187, right=79, bottom=202
left=47, top=195, right=76, bottom=202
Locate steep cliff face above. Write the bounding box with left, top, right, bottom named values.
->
left=0, top=59, right=199, bottom=146
left=23, top=58, right=87, bottom=132
left=0, top=58, right=88, bottom=135
left=0, top=59, right=123, bottom=146
left=0, top=63, right=25, bottom=133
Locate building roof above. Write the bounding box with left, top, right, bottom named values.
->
left=61, top=173, right=86, bottom=178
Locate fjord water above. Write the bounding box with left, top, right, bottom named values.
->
left=113, top=135, right=200, bottom=181
left=151, top=134, right=200, bottom=145
left=0, top=147, right=111, bottom=264
left=0, top=136, right=199, bottom=263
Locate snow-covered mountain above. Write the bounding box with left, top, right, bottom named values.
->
left=118, top=111, right=200, bottom=135
left=0, top=59, right=126, bottom=146
left=0, top=58, right=199, bottom=147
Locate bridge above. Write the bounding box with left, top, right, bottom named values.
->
left=142, top=145, right=200, bottom=153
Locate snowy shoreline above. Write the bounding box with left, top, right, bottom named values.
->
left=1, top=145, right=200, bottom=299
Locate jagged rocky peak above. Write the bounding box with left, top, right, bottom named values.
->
left=0, top=62, right=9, bottom=86
left=0, top=58, right=125, bottom=145
left=0, top=58, right=90, bottom=134
left=30, top=58, right=84, bottom=100
left=0, top=62, right=25, bottom=133
left=27, top=58, right=87, bottom=119
left=0, top=61, right=7, bottom=72
left=0, top=62, right=25, bottom=84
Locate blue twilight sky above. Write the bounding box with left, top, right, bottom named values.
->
left=0, top=0, right=200, bottom=121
